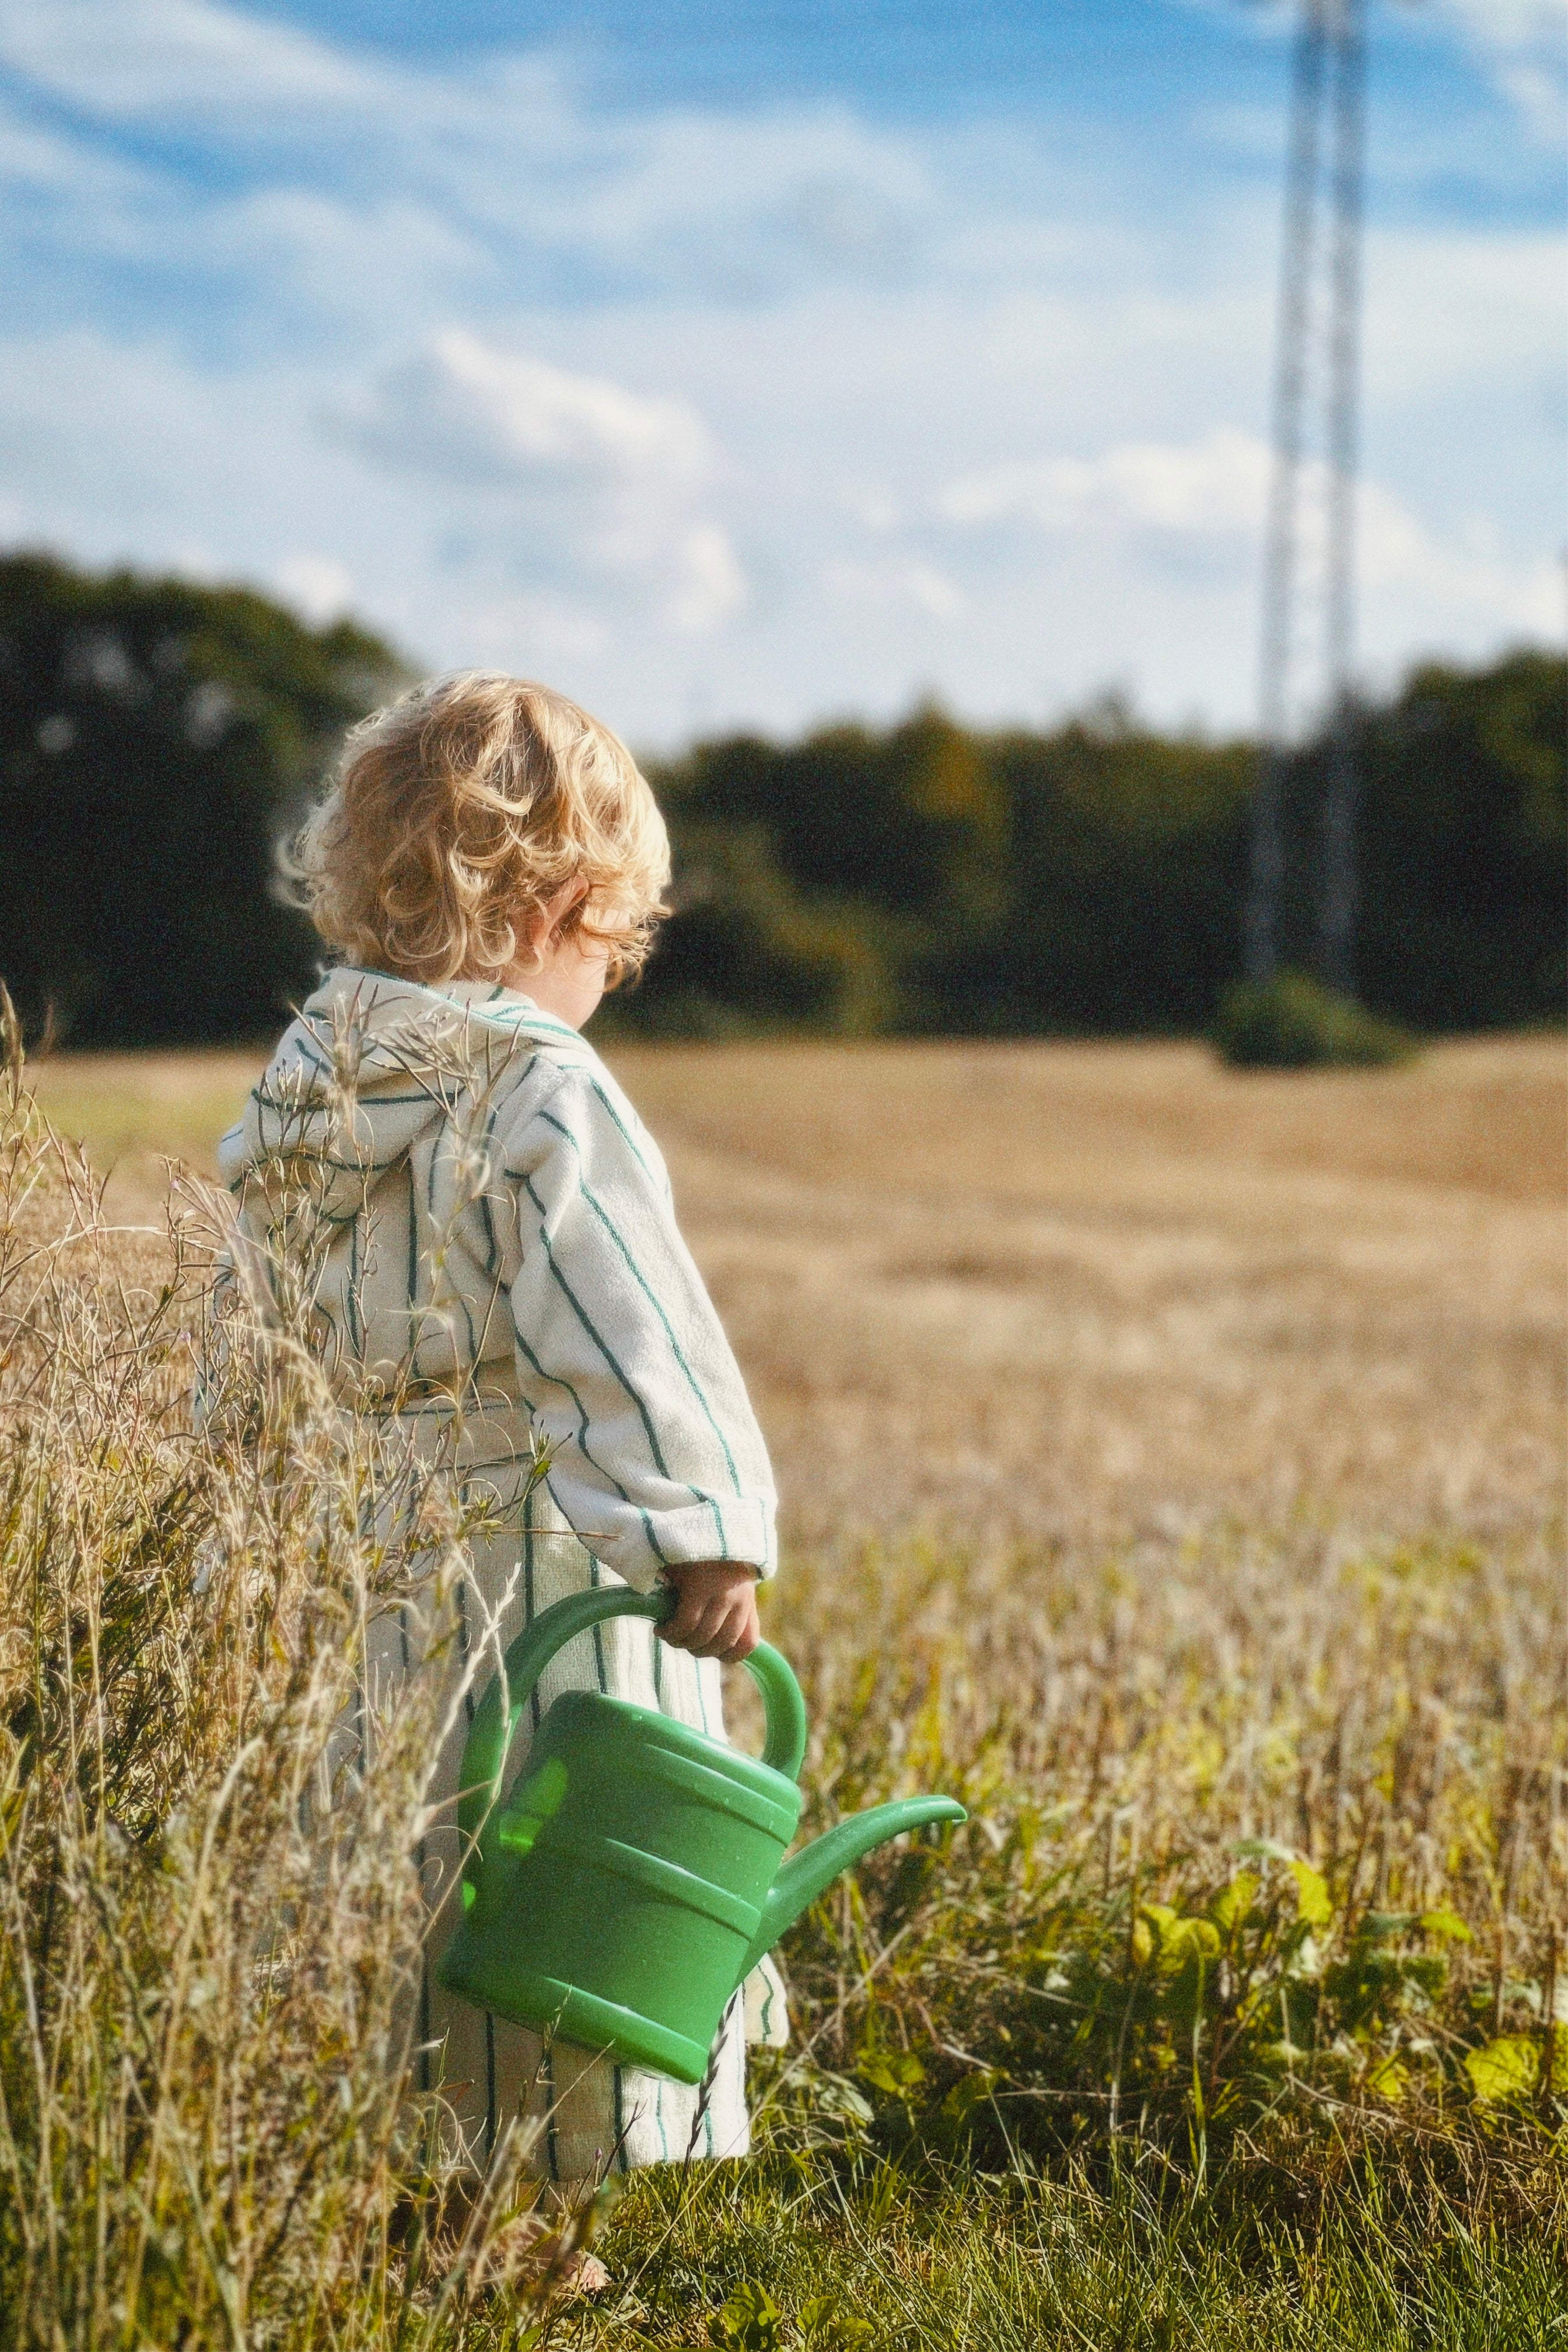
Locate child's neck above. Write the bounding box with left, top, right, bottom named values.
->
left=492, top=933, right=608, bottom=1031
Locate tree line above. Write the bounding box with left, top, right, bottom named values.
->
left=0, top=551, right=1560, bottom=1048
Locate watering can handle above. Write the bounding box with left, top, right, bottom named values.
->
left=455, top=1584, right=809, bottom=1867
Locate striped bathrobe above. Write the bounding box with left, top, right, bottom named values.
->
left=218, top=965, right=785, bottom=2191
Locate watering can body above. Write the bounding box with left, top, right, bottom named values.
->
left=435, top=1587, right=965, bottom=2085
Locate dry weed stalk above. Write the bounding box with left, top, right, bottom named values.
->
left=0, top=1006, right=565, bottom=2348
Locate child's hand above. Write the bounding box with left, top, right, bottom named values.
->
left=658, top=1562, right=761, bottom=1662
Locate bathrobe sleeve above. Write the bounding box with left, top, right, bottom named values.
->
left=500, top=1063, right=778, bottom=1592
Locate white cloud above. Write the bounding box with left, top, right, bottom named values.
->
left=274, top=554, right=355, bottom=624
left=342, top=331, right=716, bottom=501
left=1494, top=60, right=1567, bottom=136
left=666, top=523, right=748, bottom=634
left=938, top=421, right=1559, bottom=724
left=335, top=330, right=741, bottom=635
left=940, top=426, right=1270, bottom=534
left=0, top=0, right=1555, bottom=742
left=1438, top=0, right=1567, bottom=46
left=943, top=418, right=1558, bottom=628
left=0, top=0, right=930, bottom=316
left=1354, top=485, right=1562, bottom=638
left=0, top=105, right=148, bottom=205
left=0, top=0, right=378, bottom=120
left=824, top=558, right=965, bottom=620
left=1432, top=0, right=1567, bottom=136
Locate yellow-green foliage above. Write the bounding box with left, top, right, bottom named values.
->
left=757, top=1526, right=1566, bottom=2225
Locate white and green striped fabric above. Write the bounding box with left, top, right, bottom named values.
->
left=219, top=965, right=785, bottom=2193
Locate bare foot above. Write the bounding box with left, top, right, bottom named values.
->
left=478, top=2210, right=610, bottom=2298
left=553, top=2249, right=610, bottom=2295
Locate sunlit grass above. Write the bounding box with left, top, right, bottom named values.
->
left=27, top=1045, right=260, bottom=1199
left=2, top=1032, right=1563, bottom=2348
left=553, top=2156, right=1568, bottom=2350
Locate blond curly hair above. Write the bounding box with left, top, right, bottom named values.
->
left=287, top=673, right=670, bottom=988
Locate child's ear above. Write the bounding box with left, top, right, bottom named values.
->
left=538, top=878, right=590, bottom=946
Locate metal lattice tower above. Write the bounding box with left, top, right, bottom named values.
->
left=1245, top=0, right=1368, bottom=991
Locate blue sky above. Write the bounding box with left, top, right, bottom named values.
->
left=0, top=0, right=1561, bottom=744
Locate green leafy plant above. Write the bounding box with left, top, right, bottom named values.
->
left=709, top=2279, right=783, bottom=2350
left=1212, top=970, right=1416, bottom=1068
left=705, top=2279, right=874, bottom=2350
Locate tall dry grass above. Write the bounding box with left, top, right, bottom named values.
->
left=4, top=1028, right=1564, bottom=2346
left=0, top=1012, right=578, bottom=2348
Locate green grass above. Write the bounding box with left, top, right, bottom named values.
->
left=536, top=2154, right=1568, bottom=2349
left=25, top=1045, right=259, bottom=1176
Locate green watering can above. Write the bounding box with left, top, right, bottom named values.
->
left=435, top=1587, right=965, bottom=2086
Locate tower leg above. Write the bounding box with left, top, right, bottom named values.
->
left=1248, top=0, right=1330, bottom=985
left=1318, top=0, right=1367, bottom=996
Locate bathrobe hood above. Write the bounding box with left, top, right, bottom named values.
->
left=218, top=965, right=578, bottom=1222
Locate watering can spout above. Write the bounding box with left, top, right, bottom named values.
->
left=738, top=1797, right=967, bottom=1979
left=438, top=1585, right=965, bottom=2084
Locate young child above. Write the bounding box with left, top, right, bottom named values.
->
left=219, top=672, right=784, bottom=2208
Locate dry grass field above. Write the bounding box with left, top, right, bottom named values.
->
left=34, top=1031, right=1567, bottom=1551
left=8, top=1030, right=1568, bottom=2345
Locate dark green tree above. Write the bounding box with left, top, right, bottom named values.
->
left=1352, top=649, right=1566, bottom=1029
left=655, top=704, right=1004, bottom=926
left=1, top=549, right=1558, bottom=1048
left=0, top=552, right=405, bottom=1045
left=930, top=709, right=1256, bottom=1034
left=636, top=652, right=1563, bottom=1039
